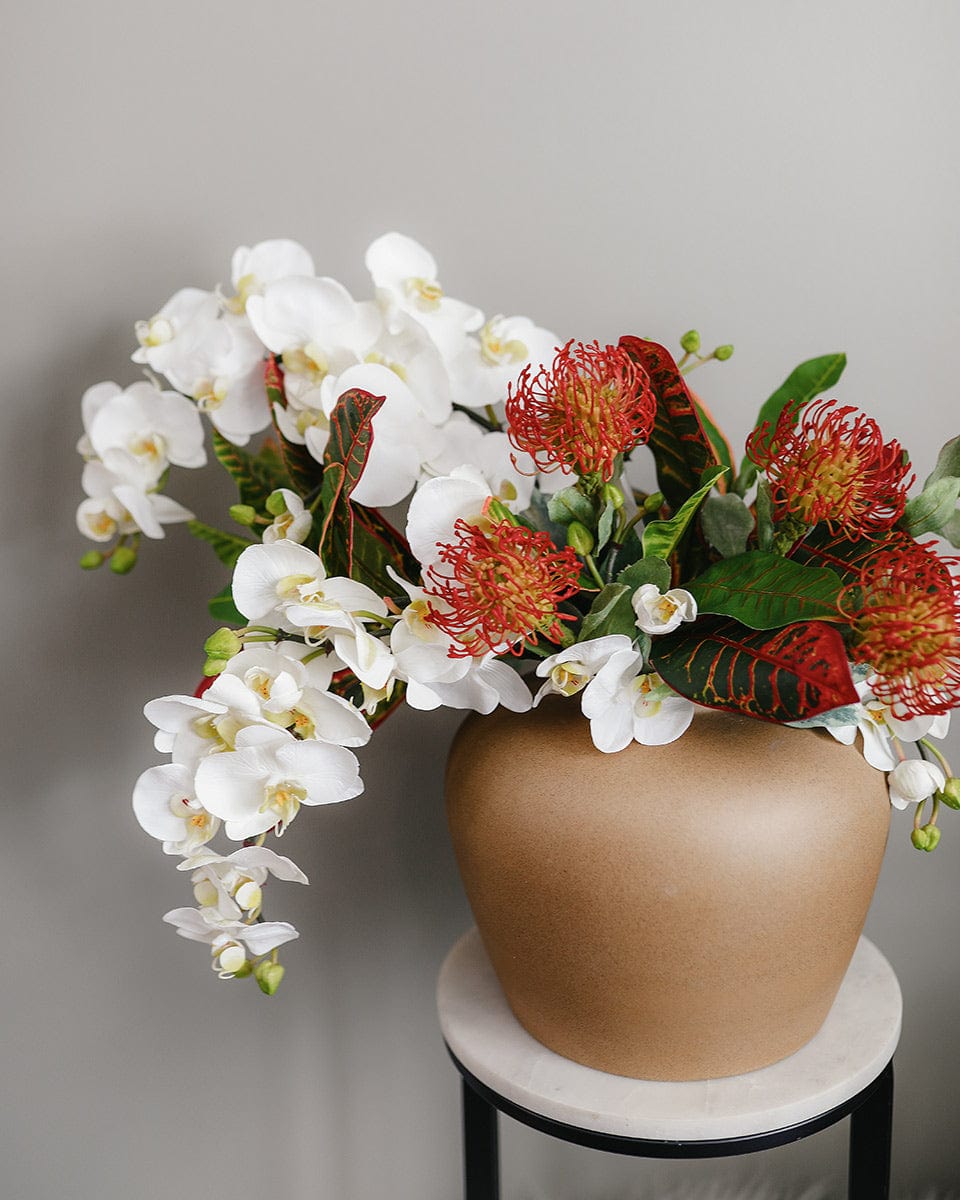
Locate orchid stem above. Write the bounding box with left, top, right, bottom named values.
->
left=919, top=738, right=953, bottom=777
left=584, top=554, right=605, bottom=590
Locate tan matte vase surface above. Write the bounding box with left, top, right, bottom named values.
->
left=445, top=700, right=891, bottom=1081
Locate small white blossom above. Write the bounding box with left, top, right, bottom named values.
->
left=887, top=759, right=946, bottom=810
left=581, top=650, right=695, bottom=752
left=632, top=584, right=698, bottom=635
left=178, top=846, right=308, bottom=920
left=163, top=904, right=299, bottom=977
left=225, top=238, right=316, bottom=314
left=534, top=635, right=635, bottom=704
left=132, top=763, right=220, bottom=855
left=262, top=489, right=312, bottom=545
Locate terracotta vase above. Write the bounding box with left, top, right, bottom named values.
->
left=444, top=699, right=891, bottom=1081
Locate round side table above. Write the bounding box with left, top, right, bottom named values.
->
left=437, top=928, right=901, bottom=1200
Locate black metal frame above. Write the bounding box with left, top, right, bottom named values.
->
left=446, top=1047, right=894, bottom=1200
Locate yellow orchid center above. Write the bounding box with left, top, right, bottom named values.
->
left=403, top=276, right=443, bottom=311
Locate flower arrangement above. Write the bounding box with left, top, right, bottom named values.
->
left=77, top=233, right=960, bottom=992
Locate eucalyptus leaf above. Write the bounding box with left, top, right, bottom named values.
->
left=755, top=478, right=775, bottom=552
left=900, top=476, right=960, bottom=538
left=941, top=510, right=960, bottom=548
left=788, top=704, right=862, bottom=730
left=641, top=465, right=728, bottom=561
left=596, top=500, right=617, bottom=552
left=925, top=436, right=960, bottom=489
left=701, top=493, right=755, bottom=558
left=548, top=486, right=596, bottom=529
left=578, top=583, right=636, bottom=642
left=617, top=557, right=672, bottom=592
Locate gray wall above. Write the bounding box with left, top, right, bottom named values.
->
left=3, top=2, right=958, bottom=1196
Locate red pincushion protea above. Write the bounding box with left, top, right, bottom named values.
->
left=424, top=518, right=581, bottom=657
left=506, top=339, right=656, bottom=481
left=842, top=541, right=960, bottom=717
left=746, top=398, right=913, bottom=536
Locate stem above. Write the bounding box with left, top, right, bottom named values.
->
left=452, top=403, right=498, bottom=432
left=919, top=738, right=953, bottom=777
left=484, top=404, right=503, bottom=431
left=584, top=554, right=606, bottom=590
left=680, top=354, right=713, bottom=376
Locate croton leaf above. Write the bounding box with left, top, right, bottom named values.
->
left=735, top=352, right=846, bottom=495
left=689, top=393, right=734, bottom=478
left=787, top=525, right=902, bottom=583
left=649, top=616, right=858, bottom=723
left=265, top=357, right=324, bottom=498
left=211, top=430, right=290, bottom=510
left=350, top=504, right=422, bottom=595
left=619, top=337, right=720, bottom=511
left=317, top=388, right=386, bottom=576
left=686, top=551, right=844, bottom=629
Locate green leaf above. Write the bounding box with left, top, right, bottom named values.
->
left=578, top=583, right=637, bottom=641
left=211, top=430, right=288, bottom=509
left=686, top=552, right=844, bottom=629
left=736, top=353, right=847, bottom=496
left=187, top=520, right=254, bottom=568
left=789, top=525, right=908, bottom=582
left=596, top=500, right=617, bottom=552
left=942, top=510, right=960, bottom=548
left=641, top=465, right=728, bottom=560
left=701, top=492, right=755, bottom=558
left=925, top=435, right=960, bottom=488
left=755, top=478, right=775, bottom=552
left=619, top=337, right=720, bottom=511
left=617, top=557, right=672, bottom=592
left=547, top=486, right=596, bottom=529
left=689, top=395, right=734, bottom=476
left=208, top=583, right=245, bottom=625
left=900, top=476, right=960, bottom=538
left=649, top=617, right=858, bottom=722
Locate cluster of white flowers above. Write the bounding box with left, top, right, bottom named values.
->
left=91, top=231, right=955, bottom=984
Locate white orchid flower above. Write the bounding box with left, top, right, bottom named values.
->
left=887, top=759, right=947, bottom=810
left=406, top=467, right=502, bottom=569
left=447, top=314, right=559, bottom=411
left=225, top=238, right=316, bottom=314
left=581, top=649, right=695, bottom=752
left=826, top=679, right=951, bottom=771
left=143, top=673, right=271, bottom=768
left=632, top=584, right=698, bottom=635
left=423, top=414, right=537, bottom=512
left=163, top=904, right=299, bottom=977
left=262, top=488, right=312, bottom=545
left=365, top=232, right=483, bottom=358
left=364, top=308, right=453, bottom=424
left=534, top=635, right=635, bottom=704
left=132, top=762, right=220, bottom=855
left=195, top=724, right=363, bottom=839
left=178, top=846, right=308, bottom=920
left=77, top=451, right=193, bottom=541
left=86, top=380, right=206, bottom=478
left=231, top=540, right=326, bottom=626
left=132, top=287, right=223, bottom=386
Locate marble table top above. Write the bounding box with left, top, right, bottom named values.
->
left=437, top=927, right=901, bottom=1141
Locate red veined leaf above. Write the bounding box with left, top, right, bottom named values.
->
left=788, top=525, right=913, bottom=583
left=649, top=616, right=858, bottom=723
left=317, top=388, right=386, bottom=579
left=265, top=357, right=324, bottom=497
left=619, top=337, right=720, bottom=511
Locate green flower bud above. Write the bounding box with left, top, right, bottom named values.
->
left=79, top=550, right=105, bottom=570
left=203, top=657, right=227, bottom=677
left=109, top=546, right=137, bottom=575
left=264, top=490, right=288, bottom=517
left=255, top=960, right=285, bottom=995
left=713, top=344, right=734, bottom=362
left=566, top=521, right=595, bottom=555
left=679, top=329, right=701, bottom=354
left=486, top=498, right=517, bottom=525
left=232, top=960, right=254, bottom=979
left=643, top=491, right=665, bottom=514
left=230, top=503, right=258, bottom=527
left=204, top=627, right=243, bottom=660
left=937, top=778, right=960, bottom=810
left=601, top=483, right=625, bottom=511
left=923, top=823, right=941, bottom=851
left=911, top=827, right=931, bottom=851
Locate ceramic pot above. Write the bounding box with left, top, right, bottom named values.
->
left=445, top=699, right=890, bottom=1081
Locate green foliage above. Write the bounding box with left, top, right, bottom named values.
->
left=208, top=584, right=245, bottom=625
left=577, top=584, right=637, bottom=642
left=596, top=498, right=617, bottom=552
left=755, top=478, right=775, bottom=551
left=187, top=520, right=254, bottom=569
left=925, top=435, right=960, bottom=488
left=211, top=430, right=289, bottom=510
left=701, top=492, right=754, bottom=558
left=686, top=552, right=844, bottom=629
left=265, top=357, right=324, bottom=498
left=641, top=465, right=727, bottom=560
left=900, top=477, right=960, bottom=539
left=617, top=556, right=671, bottom=592
left=547, top=486, right=595, bottom=528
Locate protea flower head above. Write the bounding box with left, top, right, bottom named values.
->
left=746, top=398, right=913, bottom=536
left=424, top=518, right=582, bottom=657
left=843, top=540, right=960, bottom=717
left=505, top=339, right=656, bottom=481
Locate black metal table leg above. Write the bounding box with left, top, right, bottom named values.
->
left=848, top=1061, right=894, bottom=1200
left=463, top=1077, right=500, bottom=1200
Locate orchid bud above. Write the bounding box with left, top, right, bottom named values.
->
left=938, top=778, right=960, bottom=810
left=601, top=483, right=625, bottom=511
left=235, top=881, right=262, bottom=912
left=567, top=521, right=595, bottom=555
left=218, top=944, right=247, bottom=975
left=230, top=504, right=257, bottom=527
left=911, top=827, right=931, bottom=851
left=714, top=344, right=734, bottom=361
left=109, top=546, right=137, bottom=574
left=680, top=330, right=701, bottom=354
left=79, top=551, right=105, bottom=570
left=643, top=491, right=665, bottom=514
left=911, top=824, right=941, bottom=852
left=265, top=490, right=288, bottom=517
left=203, top=657, right=227, bottom=677
left=205, top=628, right=242, bottom=660
left=255, top=960, right=285, bottom=995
